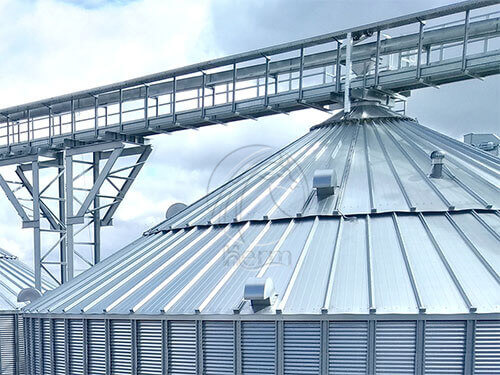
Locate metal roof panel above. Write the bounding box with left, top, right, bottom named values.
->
left=24, top=106, right=500, bottom=316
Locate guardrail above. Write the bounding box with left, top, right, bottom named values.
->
left=0, top=0, right=498, bottom=155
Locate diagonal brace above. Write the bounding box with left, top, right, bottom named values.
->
left=101, top=145, right=152, bottom=226
left=15, top=167, right=60, bottom=230
left=0, top=173, right=30, bottom=222
left=75, top=146, right=124, bottom=218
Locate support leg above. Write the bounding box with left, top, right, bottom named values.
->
left=65, top=153, right=74, bottom=281
left=32, top=161, right=41, bottom=291
left=58, top=153, right=67, bottom=283
left=93, top=152, right=101, bottom=264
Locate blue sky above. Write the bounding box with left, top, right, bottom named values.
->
left=58, top=0, right=138, bottom=9
left=0, top=0, right=498, bottom=270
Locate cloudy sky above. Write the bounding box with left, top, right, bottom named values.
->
left=0, top=0, right=498, bottom=271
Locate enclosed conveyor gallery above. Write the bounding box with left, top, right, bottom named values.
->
left=23, top=104, right=500, bottom=374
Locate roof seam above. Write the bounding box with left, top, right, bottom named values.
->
left=147, top=208, right=500, bottom=235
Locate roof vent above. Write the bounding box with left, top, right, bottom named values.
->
left=313, top=169, right=337, bottom=199
left=430, top=150, right=445, bottom=179
left=244, top=277, right=276, bottom=311
left=17, top=288, right=42, bottom=304
left=478, top=141, right=496, bottom=151
left=165, top=202, right=187, bottom=219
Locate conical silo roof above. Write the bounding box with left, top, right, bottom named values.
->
left=0, top=248, right=55, bottom=311
left=25, top=104, right=500, bottom=316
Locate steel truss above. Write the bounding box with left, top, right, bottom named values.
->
left=0, top=0, right=499, bottom=160
left=0, top=141, right=151, bottom=289
left=0, top=0, right=498, bottom=290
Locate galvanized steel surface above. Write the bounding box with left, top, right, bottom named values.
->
left=0, top=248, right=54, bottom=311
left=21, top=316, right=500, bottom=374
left=0, top=313, right=24, bottom=375
left=1, top=248, right=53, bottom=375
left=149, top=116, right=499, bottom=231
left=24, top=112, right=500, bottom=316
left=23, top=210, right=500, bottom=316
left=21, top=106, right=500, bottom=374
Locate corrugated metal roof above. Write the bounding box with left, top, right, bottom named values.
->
left=148, top=110, right=499, bottom=232
left=0, top=248, right=55, bottom=310
left=25, top=211, right=499, bottom=315
left=24, top=105, right=500, bottom=316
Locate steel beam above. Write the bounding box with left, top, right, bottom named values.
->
left=0, top=174, right=30, bottom=222
left=75, top=146, right=123, bottom=218
left=0, top=3, right=496, bottom=131
left=65, top=152, right=74, bottom=281
left=66, top=141, right=124, bottom=157
left=15, top=167, right=59, bottom=230
left=0, top=143, right=151, bottom=286
left=93, top=152, right=101, bottom=264
left=417, top=20, right=425, bottom=79
left=58, top=153, right=67, bottom=283
left=101, top=145, right=152, bottom=226
left=0, top=0, right=495, bottom=121
left=32, top=160, right=41, bottom=290
left=462, top=9, right=471, bottom=71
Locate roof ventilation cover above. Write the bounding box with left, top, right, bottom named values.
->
left=429, top=150, right=445, bottom=178
left=244, top=277, right=276, bottom=311
left=166, top=202, right=187, bottom=219
left=313, top=169, right=337, bottom=199
left=18, top=287, right=42, bottom=304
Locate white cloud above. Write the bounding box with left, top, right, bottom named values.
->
left=0, top=0, right=328, bottom=271
left=0, top=0, right=216, bottom=268
left=2, top=0, right=496, bottom=275
left=0, top=0, right=213, bottom=106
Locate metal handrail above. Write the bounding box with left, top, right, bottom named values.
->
left=0, top=0, right=498, bottom=151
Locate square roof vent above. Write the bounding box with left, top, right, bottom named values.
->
left=313, top=169, right=337, bottom=199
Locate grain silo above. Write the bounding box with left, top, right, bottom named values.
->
left=0, top=248, right=55, bottom=375
left=22, top=103, right=500, bottom=374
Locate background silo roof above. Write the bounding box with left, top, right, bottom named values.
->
left=0, top=248, right=56, bottom=310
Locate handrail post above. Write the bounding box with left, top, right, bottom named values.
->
left=416, top=20, right=425, bottom=80
left=94, top=95, right=99, bottom=138
left=71, top=99, right=76, bottom=139
left=264, top=55, right=270, bottom=107
left=27, top=109, right=31, bottom=145
left=344, top=32, right=352, bottom=113
left=119, top=88, right=123, bottom=132
left=335, top=39, right=341, bottom=92
left=232, top=63, right=237, bottom=113
left=172, top=76, right=177, bottom=124
left=48, top=106, right=53, bottom=146
left=374, top=30, right=381, bottom=87
left=201, top=72, right=206, bottom=118
left=144, top=84, right=149, bottom=129
left=462, top=9, right=470, bottom=71
left=298, top=46, right=305, bottom=100
left=5, top=115, right=10, bottom=149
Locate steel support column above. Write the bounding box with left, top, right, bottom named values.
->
left=58, top=153, right=67, bottom=283
left=32, top=160, right=41, bottom=291
left=65, top=152, right=75, bottom=282
left=93, top=152, right=101, bottom=264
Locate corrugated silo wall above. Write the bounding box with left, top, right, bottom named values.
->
left=0, top=312, right=24, bottom=375
left=22, top=316, right=500, bottom=374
